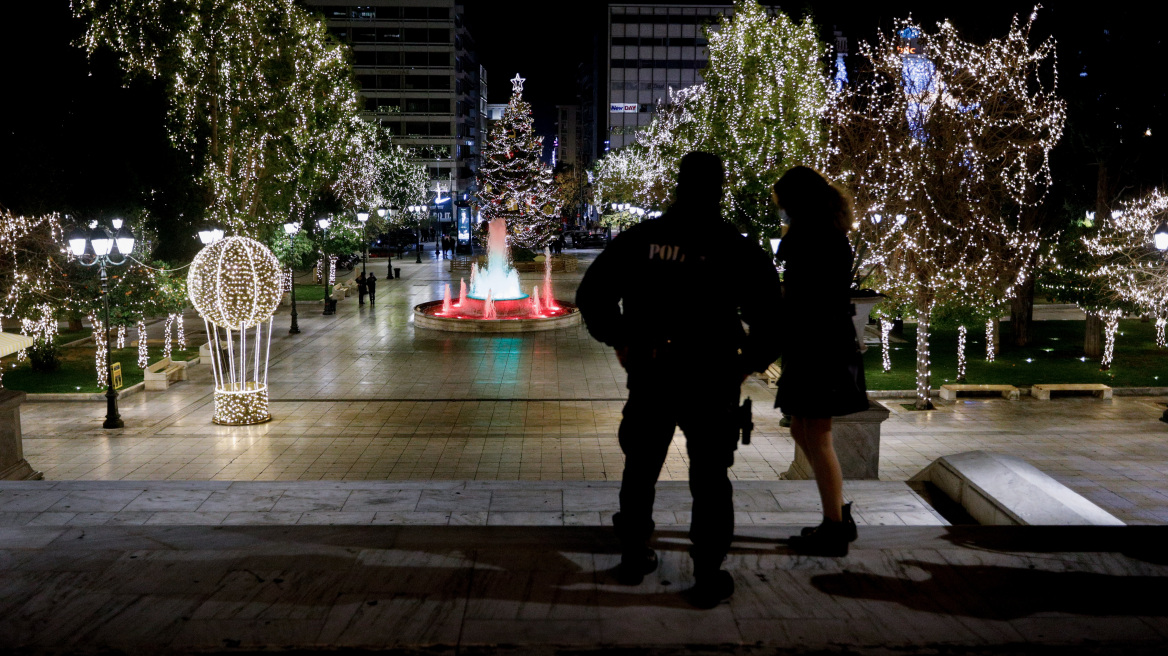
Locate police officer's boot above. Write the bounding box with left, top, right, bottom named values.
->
left=612, top=512, right=658, bottom=585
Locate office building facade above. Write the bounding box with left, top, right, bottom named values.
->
left=554, top=104, right=581, bottom=169
left=607, top=4, right=736, bottom=151
left=308, top=0, right=483, bottom=209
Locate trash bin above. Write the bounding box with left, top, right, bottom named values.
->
left=324, top=298, right=337, bottom=315
left=394, top=267, right=401, bottom=279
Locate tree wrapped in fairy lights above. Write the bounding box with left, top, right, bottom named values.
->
left=592, top=143, right=671, bottom=229
left=1081, top=190, right=1168, bottom=367
left=74, top=0, right=370, bottom=236
left=830, top=13, right=1065, bottom=408
left=0, top=210, right=65, bottom=385
left=477, top=75, right=561, bottom=249
left=606, top=1, right=829, bottom=237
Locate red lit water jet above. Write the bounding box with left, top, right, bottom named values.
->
left=414, top=218, right=580, bottom=332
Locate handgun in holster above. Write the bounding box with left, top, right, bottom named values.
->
left=739, top=397, right=753, bottom=445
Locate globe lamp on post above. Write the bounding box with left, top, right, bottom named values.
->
left=409, top=205, right=425, bottom=264
left=317, top=217, right=333, bottom=314
left=69, top=219, right=135, bottom=429
left=356, top=211, right=370, bottom=276
left=1154, top=221, right=1168, bottom=252
left=197, top=228, right=224, bottom=245
left=283, top=221, right=301, bottom=334
left=377, top=206, right=392, bottom=277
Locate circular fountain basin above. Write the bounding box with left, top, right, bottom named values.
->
left=413, top=299, right=581, bottom=332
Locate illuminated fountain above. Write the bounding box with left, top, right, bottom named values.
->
left=414, top=218, right=580, bottom=332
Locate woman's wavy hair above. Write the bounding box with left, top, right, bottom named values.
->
left=773, top=166, right=853, bottom=235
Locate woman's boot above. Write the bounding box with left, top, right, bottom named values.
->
left=789, top=503, right=856, bottom=557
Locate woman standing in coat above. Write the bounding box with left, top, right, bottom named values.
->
left=773, top=166, right=868, bottom=557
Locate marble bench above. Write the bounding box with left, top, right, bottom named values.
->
left=939, top=384, right=1020, bottom=401
left=144, top=357, right=187, bottom=391
left=764, top=362, right=782, bottom=389
left=912, top=450, right=1123, bottom=526
left=1031, top=383, right=1112, bottom=400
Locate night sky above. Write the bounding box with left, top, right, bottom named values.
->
left=1, top=1, right=1162, bottom=224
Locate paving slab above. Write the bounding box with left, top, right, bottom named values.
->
left=0, top=523, right=1164, bottom=655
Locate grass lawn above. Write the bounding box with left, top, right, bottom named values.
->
left=1, top=343, right=199, bottom=394
left=55, top=329, right=95, bottom=345
left=865, top=319, right=1168, bottom=389
left=291, top=284, right=327, bottom=302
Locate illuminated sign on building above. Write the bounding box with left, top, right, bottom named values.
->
left=610, top=103, right=638, bottom=113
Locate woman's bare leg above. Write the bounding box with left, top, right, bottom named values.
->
left=790, top=416, right=844, bottom=522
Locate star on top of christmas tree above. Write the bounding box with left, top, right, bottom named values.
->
left=510, top=74, right=525, bottom=94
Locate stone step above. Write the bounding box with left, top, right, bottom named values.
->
left=0, top=479, right=948, bottom=527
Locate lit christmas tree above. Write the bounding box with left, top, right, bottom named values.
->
left=477, top=74, right=561, bottom=250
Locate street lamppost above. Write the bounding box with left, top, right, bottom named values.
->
left=377, top=206, right=392, bottom=277
left=408, top=205, right=426, bottom=264
left=317, top=217, right=333, bottom=315
left=283, top=221, right=301, bottom=334
left=68, top=218, right=135, bottom=429
left=356, top=210, right=369, bottom=276
left=197, top=227, right=224, bottom=246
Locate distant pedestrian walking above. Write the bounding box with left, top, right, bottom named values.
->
left=366, top=272, right=377, bottom=305
left=773, top=166, right=869, bottom=557
left=576, top=151, right=782, bottom=608
left=356, top=271, right=367, bottom=305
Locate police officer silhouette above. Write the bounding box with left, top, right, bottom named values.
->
left=576, top=151, right=782, bottom=607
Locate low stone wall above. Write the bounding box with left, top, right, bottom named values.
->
left=0, top=389, right=42, bottom=480
left=450, top=256, right=578, bottom=274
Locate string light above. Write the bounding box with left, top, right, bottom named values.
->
left=1082, top=189, right=1168, bottom=367
left=188, top=236, right=282, bottom=425
left=163, top=314, right=174, bottom=360
left=985, top=318, right=997, bottom=363
left=137, top=319, right=148, bottom=369
left=956, top=324, right=968, bottom=382
left=89, top=312, right=106, bottom=387
left=880, top=318, right=893, bottom=372
left=831, top=12, right=1064, bottom=407
left=1102, top=311, right=1120, bottom=370
left=916, top=304, right=932, bottom=408
left=0, top=211, right=64, bottom=367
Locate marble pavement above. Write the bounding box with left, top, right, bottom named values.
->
left=4, top=251, right=1168, bottom=653
left=14, top=251, right=1168, bottom=524
left=0, top=521, right=1165, bottom=654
